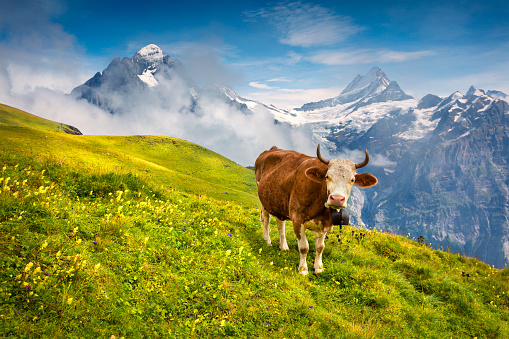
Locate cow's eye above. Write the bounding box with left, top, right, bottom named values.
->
left=350, top=178, right=355, bottom=183
left=325, top=174, right=330, bottom=180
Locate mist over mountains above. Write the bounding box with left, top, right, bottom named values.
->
left=70, top=44, right=314, bottom=165
left=69, top=44, right=509, bottom=268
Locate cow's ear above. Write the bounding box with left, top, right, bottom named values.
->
left=355, top=173, right=378, bottom=187
left=305, top=167, right=326, bottom=184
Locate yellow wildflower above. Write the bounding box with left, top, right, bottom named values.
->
left=24, top=262, right=34, bottom=272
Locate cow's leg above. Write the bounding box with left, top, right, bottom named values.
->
left=276, top=219, right=289, bottom=251
left=261, top=208, right=272, bottom=246
left=312, top=231, right=326, bottom=274
left=297, top=224, right=309, bottom=276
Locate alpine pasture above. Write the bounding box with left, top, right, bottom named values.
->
left=1, top=103, right=508, bottom=338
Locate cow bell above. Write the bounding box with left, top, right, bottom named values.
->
left=331, top=208, right=349, bottom=228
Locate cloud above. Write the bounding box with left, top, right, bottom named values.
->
left=267, top=77, right=292, bottom=82
left=162, top=41, right=243, bottom=88
left=0, top=0, right=92, bottom=94
left=246, top=1, right=363, bottom=47
left=309, top=49, right=435, bottom=65
left=249, top=82, right=277, bottom=90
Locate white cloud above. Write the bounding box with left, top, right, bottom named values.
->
left=267, top=77, right=291, bottom=82
left=309, top=49, right=435, bottom=65
left=246, top=1, right=363, bottom=47
left=159, top=41, right=243, bottom=88
left=0, top=0, right=93, bottom=95
left=249, top=82, right=277, bottom=90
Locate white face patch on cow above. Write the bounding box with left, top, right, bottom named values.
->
left=324, top=159, right=356, bottom=209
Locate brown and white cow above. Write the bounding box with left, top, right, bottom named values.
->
left=255, top=145, right=378, bottom=275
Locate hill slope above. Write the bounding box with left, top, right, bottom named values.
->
left=0, top=104, right=508, bottom=338
left=0, top=103, right=258, bottom=206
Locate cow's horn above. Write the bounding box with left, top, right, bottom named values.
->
left=317, top=144, right=330, bottom=165
left=355, top=150, right=369, bottom=169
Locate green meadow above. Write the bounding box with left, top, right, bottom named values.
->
left=1, top=103, right=508, bottom=338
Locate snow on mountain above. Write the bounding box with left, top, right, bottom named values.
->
left=396, top=106, right=440, bottom=141
left=296, top=66, right=412, bottom=112
left=134, top=44, right=164, bottom=63
left=487, top=89, right=508, bottom=102
left=138, top=68, right=158, bottom=87
left=339, top=66, right=390, bottom=98
left=466, top=85, right=485, bottom=97
left=267, top=67, right=417, bottom=143
left=70, top=44, right=198, bottom=113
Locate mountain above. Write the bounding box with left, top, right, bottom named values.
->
left=296, top=66, right=413, bottom=111
left=70, top=44, right=286, bottom=119
left=70, top=44, right=198, bottom=114
left=282, top=69, right=509, bottom=268
left=373, top=89, right=509, bottom=267
left=271, top=67, right=418, bottom=154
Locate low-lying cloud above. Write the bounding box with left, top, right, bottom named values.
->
left=0, top=62, right=316, bottom=166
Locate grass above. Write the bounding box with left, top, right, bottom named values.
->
left=0, top=103, right=258, bottom=207
left=1, top=104, right=508, bottom=338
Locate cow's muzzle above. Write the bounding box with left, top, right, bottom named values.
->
left=325, top=194, right=346, bottom=209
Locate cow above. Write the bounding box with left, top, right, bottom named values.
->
left=255, top=145, right=378, bottom=276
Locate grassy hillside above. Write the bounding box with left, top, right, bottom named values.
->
left=0, top=103, right=82, bottom=135
left=0, top=103, right=258, bottom=206
left=1, top=104, right=508, bottom=338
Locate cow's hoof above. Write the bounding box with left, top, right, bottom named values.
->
left=314, top=267, right=324, bottom=274
left=298, top=268, right=309, bottom=276
left=280, top=243, right=289, bottom=251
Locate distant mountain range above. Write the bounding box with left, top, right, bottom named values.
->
left=70, top=44, right=509, bottom=268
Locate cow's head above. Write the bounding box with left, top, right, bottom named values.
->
left=305, top=145, right=378, bottom=209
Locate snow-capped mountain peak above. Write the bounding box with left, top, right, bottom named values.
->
left=296, top=66, right=411, bottom=112
left=70, top=44, right=197, bottom=112
left=466, top=85, right=485, bottom=97
left=487, top=90, right=508, bottom=101
left=341, top=66, right=390, bottom=95
left=134, top=44, right=164, bottom=63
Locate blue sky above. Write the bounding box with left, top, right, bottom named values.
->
left=1, top=0, right=509, bottom=109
